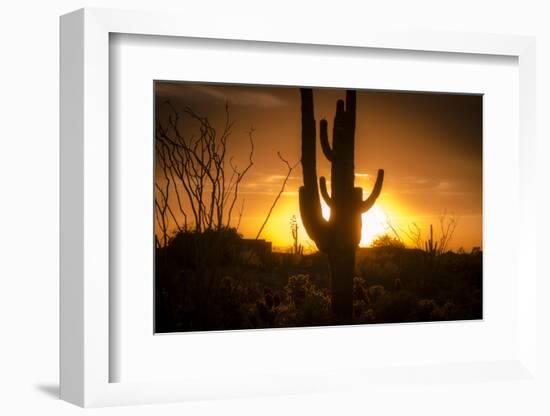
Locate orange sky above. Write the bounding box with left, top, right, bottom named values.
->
left=155, top=82, right=482, bottom=252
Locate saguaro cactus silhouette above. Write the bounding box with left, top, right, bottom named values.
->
left=299, top=89, right=384, bottom=323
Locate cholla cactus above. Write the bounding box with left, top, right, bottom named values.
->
left=298, top=89, right=384, bottom=322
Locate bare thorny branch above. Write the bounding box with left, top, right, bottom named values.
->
left=256, top=152, right=300, bottom=240
left=226, top=128, right=254, bottom=229
left=155, top=100, right=251, bottom=243
left=155, top=101, right=294, bottom=247
left=438, top=211, right=458, bottom=254
left=387, top=212, right=458, bottom=255
left=394, top=222, right=422, bottom=249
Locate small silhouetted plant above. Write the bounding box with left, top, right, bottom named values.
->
left=394, top=277, right=402, bottom=291
left=425, top=224, right=439, bottom=256
left=391, top=213, right=458, bottom=255
left=290, top=215, right=304, bottom=255
left=424, top=214, right=458, bottom=256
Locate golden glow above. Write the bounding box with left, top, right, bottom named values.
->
left=322, top=199, right=388, bottom=247
left=258, top=196, right=390, bottom=251
left=156, top=84, right=483, bottom=252
left=360, top=205, right=388, bottom=246
left=320, top=199, right=330, bottom=221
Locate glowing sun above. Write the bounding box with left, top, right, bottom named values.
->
left=319, top=201, right=388, bottom=247
left=360, top=205, right=388, bottom=246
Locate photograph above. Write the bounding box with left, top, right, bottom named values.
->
left=154, top=82, right=483, bottom=333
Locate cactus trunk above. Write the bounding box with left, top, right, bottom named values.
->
left=299, top=89, right=384, bottom=323
left=328, top=248, right=355, bottom=321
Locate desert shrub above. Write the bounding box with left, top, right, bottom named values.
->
left=368, top=284, right=386, bottom=304
left=165, top=228, right=242, bottom=269
left=374, top=290, right=416, bottom=323
left=416, top=298, right=437, bottom=321
left=279, top=274, right=332, bottom=327
left=353, top=276, right=369, bottom=304
left=285, top=274, right=311, bottom=308
left=414, top=298, right=457, bottom=321
left=394, top=277, right=402, bottom=291
left=251, top=287, right=285, bottom=327
left=353, top=300, right=372, bottom=322
left=156, top=230, right=483, bottom=331
left=370, top=234, right=406, bottom=249
left=432, top=301, right=456, bottom=320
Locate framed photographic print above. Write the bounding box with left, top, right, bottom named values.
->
left=60, top=8, right=538, bottom=408
left=152, top=82, right=482, bottom=333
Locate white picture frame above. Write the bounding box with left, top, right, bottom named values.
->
left=60, top=7, right=538, bottom=408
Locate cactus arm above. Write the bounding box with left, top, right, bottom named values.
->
left=299, top=88, right=329, bottom=251
left=319, top=176, right=333, bottom=207
left=359, top=169, right=385, bottom=213
left=299, top=186, right=329, bottom=251
left=300, top=89, right=318, bottom=191
left=319, top=119, right=333, bottom=161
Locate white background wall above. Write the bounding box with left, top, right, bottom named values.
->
left=0, top=1, right=548, bottom=415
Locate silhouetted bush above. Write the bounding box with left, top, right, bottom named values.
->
left=156, top=233, right=482, bottom=332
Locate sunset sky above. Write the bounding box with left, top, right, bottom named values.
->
left=155, top=82, right=482, bottom=252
